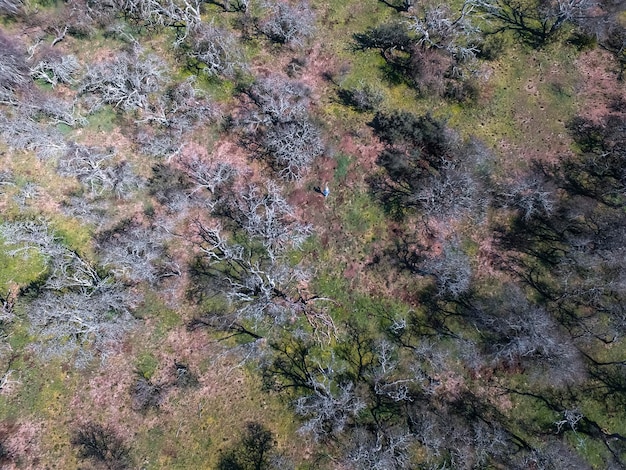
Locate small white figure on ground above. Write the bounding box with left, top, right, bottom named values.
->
left=322, top=182, right=330, bottom=198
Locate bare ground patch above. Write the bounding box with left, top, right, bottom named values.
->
left=575, top=48, right=626, bottom=122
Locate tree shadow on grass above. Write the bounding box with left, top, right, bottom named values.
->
left=217, top=422, right=281, bottom=470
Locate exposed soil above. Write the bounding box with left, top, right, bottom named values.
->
left=1, top=419, right=42, bottom=470
left=575, top=48, right=626, bottom=122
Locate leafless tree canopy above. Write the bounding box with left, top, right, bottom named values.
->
left=423, top=241, right=473, bottom=298
left=241, top=75, right=324, bottom=179
left=295, top=377, right=366, bottom=441
left=57, top=143, right=144, bottom=198
left=469, top=0, right=594, bottom=45
left=258, top=0, right=316, bottom=47
left=71, top=423, right=132, bottom=470
left=194, top=180, right=312, bottom=324
left=0, top=0, right=22, bottom=16
left=370, top=111, right=491, bottom=219
left=0, top=221, right=137, bottom=367
left=0, top=32, right=29, bottom=105
left=182, top=22, right=246, bottom=78
left=133, top=77, right=216, bottom=158
left=0, top=110, right=69, bottom=159
left=96, top=218, right=176, bottom=284
left=80, top=47, right=166, bottom=111
left=30, top=53, right=80, bottom=88
left=409, top=0, right=481, bottom=62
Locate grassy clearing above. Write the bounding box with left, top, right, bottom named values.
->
left=85, top=106, right=118, bottom=134
left=333, top=153, right=352, bottom=182
left=0, top=355, right=78, bottom=421
left=317, top=0, right=391, bottom=41
left=450, top=41, right=580, bottom=160
left=0, top=240, right=47, bottom=298
left=135, top=292, right=182, bottom=336
left=49, top=215, right=94, bottom=255
left=129, top=359, right=305, bottom=469
left=136, top=352, right=159, bottom=380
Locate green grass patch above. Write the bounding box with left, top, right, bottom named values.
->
left=86, top=106, right=118, bottom=133
left=334, top=190, right=386, bottom=240
left=333, top=153, right=351, bottom=182
left=506, top=389, right=559, bottom=438
left=0, top=239, right=47, bottom=298
left=56, top=122, right=74, bottom=135
left=449, top=41, right=580, bottom=155
left=130, top=369, right=301, bottom=470
left=49, top=216, right=93, bottom=256
left=313, top=271, right=351, bottom=306
left=194, top=74, right=238, bottom=102
left=6, top=320, right=34, bottom=350
left=136, top=352, right=159, bottom=380
left=135, top=291, right=182, bottom=340
left=313, top=269, right=408, bottom=326
left=0, top=358, right=78, bottom=420
left=317, top=0, right=391, bottom=41
left=566, top=433, right=611, bottom=469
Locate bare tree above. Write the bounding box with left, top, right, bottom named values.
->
left=338, top=80, right=384, bottom=112
left=0, top=32, right=29, bottom=104
left=405, top=396, right=514, bottom=469
left=182, top=22, right=246, bottom=78
left=133, top=77, right=215, bottom=158
left=295, top=377, right=365, bottom=441
left=62, top=0, right=119, bottom=37
left=188, top=178, right=332, bottom=338
left=0, top=221, right=137, bottom=366
left=206, top=0, right=249, bottom=11
left=422, top=241, right=473, bottom=298
left=12, top=181, right=39, bottom=209
left=241, top=75, right=324, bottom=179
left=468, top=284, right=582, bottom=382
left=30, top=53, right=80, bottom=87
left=172, top=361, right=198, bottom=388
left=31, top=95, right=82, bottom=127
left=224, top=181, right=312, bottom=256
left=0, top=110, right=69, bottom=159
left=554, top=408, right=584, bottom=433
left=31, top=285, right=136, bottom=367
left=131, top=376, right=165, bottom=411
left=61, top=195, right=111, bottom=226
left=499, top=172, right=555, bottom=221
left=258, top=0, right=316, bottom=47
left=217, top=421, right=277, bottom=470
left=80, top=46, right=166, bottom=112
left=57, top=143, right=117, bottom=196
left=513, top=438, right=594, bottom=470
left=243, top=75, right=311, bottom=126
left=71, top=423, right=132, bottom=470
left=0, top=0, right=22, bottom=16
left=415, top=158, right=486, bottom=219
left=96, top=219, right=176, bottom=284
left=469, top=0, right=593, bottom=46
left=146, top=162, right=196, bottom=213
left=194, top=221, right=310, bottom=327
left=344, top=426, right=414, bottom=470
left=369, top=111, right=490, bottom=219
left=57, top=143, right=144, bottom=198
left=177, top=154, right=237, bottom=196
left=408, top=0, right=481, bottom=62
left=115, top=0, right=202, bottom=38
left=261, top=118, right=324, bottom=180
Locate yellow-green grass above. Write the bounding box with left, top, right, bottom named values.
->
left=0, top=240, right=47, bottom=298
left=449, top=41, right=580, bottom=158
